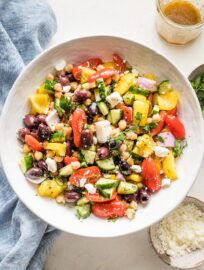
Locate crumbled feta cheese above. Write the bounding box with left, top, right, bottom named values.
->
left=131, top=68, right=139, bottom=76
left=161, top=178, right=171, bottom=187
left=79, top=178, right=87, bottom=188
left=126, top=208, right=136, bottom=220
left=55, top=60, right=66, bottom=71
left=154, top=146, right=169, bottom=158
left=63, top=85, right=71, bottom=92
left=106, top=92, right=122, bottom=108
left=95, top=120, right=112, bottom=143
left=131, top=165, right=142, bottom=173
left=85, top=183, right=96, bottom=194
left=158, top=203, right=204, bottom=257
left=46, top=110, right=60, bottom=129
left=45, top=158, right=57, bottom=173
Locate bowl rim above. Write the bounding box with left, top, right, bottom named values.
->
left=0, top=35, right=204, bottom=238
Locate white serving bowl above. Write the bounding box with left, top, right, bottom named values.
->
left=0, top=36, right=203, bottom=237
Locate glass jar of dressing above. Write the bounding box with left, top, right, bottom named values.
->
left=156, top=0, right=204, bottom=44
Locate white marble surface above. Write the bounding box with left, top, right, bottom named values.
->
left=45, top=0, right=204, bottom=269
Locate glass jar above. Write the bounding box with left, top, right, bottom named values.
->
left=156, top=0, right=204, bottom=44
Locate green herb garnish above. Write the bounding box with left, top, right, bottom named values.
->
left=190, top=75, right=204, bottom=117
left=44, top=79, right=56, bottom=91
left=129, top=86, right=149, bottom=97
left=55, top=96, right=75, bottom=117
left=156, top=135, right=164, bottom=143
left=173, top=139, right=187, bottom=158
left=97, top=79, right=107, bottom=101
left=135, top=112, right=143, bottom=122
left=112, top=133, right=125, bottom=144
left=107, top=217, right=118, bottom=222
left=143, top=121, right=157, bottom=132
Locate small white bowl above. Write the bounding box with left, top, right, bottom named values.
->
left=149, top=196, right=204, bottom=269
left=0, top=36, right=203, bottom=237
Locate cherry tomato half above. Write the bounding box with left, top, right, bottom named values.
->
left=71, top=108, right=87, bottom=147
left=113, top=54, right=127, bottom=73
left=150, top=111, right=167, bottom=137
left=64, top=156, right=79, bottom=165
left=92, top=198, right=127, bottom=218
left=88, top=68, right=117, bottom=83
left=165, top=115, right=185, bottom=139
left=69, top=166, right=101, bottom=186
left=141, top=157, right=161, bottom=192
left=116, top=104, right=132, bottom=125
left=25, top=135, right=43, bottom=151
left=72, top=58, right=102, bottom=80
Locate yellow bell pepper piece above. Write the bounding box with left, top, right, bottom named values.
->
left=108, top=174, right=116, bottom=179
left=154, top=156, right=162, bottom=172
left=46, top=143, right=66, bottom=157
left=29, top=94, right=49, bottom=115
left=158, top=91, right=178, bottom=110
left=126, top=173, right=142, bottom=183
left=162, top=150, right=177, bottom=180
left=133, top=100, right=149, bottom=126
left=134, top=94, right=147, bottom=102
left=37, top=179, right=67, bottom=198
left=114, top=73, right=135, bottom=95
left=144, top=73, right=156, bottom=80
left=80, top=67, right=96, bottom=83
left=103, top=62, right=116, bottom=69
left=36, top=84, right=47, bottom=94
left=133, top=134, right=156, bottom=158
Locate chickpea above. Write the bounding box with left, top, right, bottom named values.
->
left=122, top=151, right=130, bottom=160
left=152, top=113, right=161, bottom=122
left=137, top=183, right=144, bottom=189
left=46, top=150, right=55, bottom=158
left=34, top=151, right=43, bottom=161
left=120, top=143, right=127, bottom=152
left=83, top=98, right=92, bottom=106
left=55, top=92, right=62, bottom=99
left=55, top=123, right=64, bottom=130
left=54, top=156, right=63, bottom=163
left=89, top=124, right=96, bottom=133
left=127, top=156, right=134, bottom=166
left=56, top=194, right=66, bottom=204
left=130, top=201, right=138, bottom=210
left=54, top=83, right=62, bottom=92
left=112, top=73, right=120, bottom=82
left=22, top=144, right=31, bottom=154
left=147, top=117, right=152, bottom=124
left=118, top=120, right=127, bottom=131
left=46, top=73, right=54, bottom=80
left=70, top=82, right=78, bottom=91
left=64, top=63, right=73, bottom=73
left=126, top=131, right=137, bottom=140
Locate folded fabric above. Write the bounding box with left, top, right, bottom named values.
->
left=0, top=0, right=60, bottom=269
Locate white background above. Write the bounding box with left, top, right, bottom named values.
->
left=45, top=0, right=204, bottom=269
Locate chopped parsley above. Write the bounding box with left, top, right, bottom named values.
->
left=173, top=139, right=187, bottom=158
left=190, top=75, right=204, bottom=117
left=112, top=133, right=125, bottom=144
left=143, top=121, right=157, bottom=132
left=55, top=95, right=75, bottom=117
left=97, top=79, right=107, bottom=101
left=135, top=112, right=143, bottom=122
left=156, top=135, right=164, bottom=143
left=129, top=86, right=149, bottom=97
left=107, top=217, right=118, bottom=222
left=44, top=79, right=56, bottom=91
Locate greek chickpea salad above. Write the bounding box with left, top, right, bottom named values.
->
left=17, top=54, right=187, bottom=221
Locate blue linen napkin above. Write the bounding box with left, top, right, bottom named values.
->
left=0, top=1, right=60, bottom=269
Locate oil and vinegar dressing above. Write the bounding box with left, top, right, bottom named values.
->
left=163, top=0, right=202, bottom=25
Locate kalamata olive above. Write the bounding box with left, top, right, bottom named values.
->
left=73, top=90, right=89, bottom=103
left=58, top=75, right=70, bottom=86
left=87, top=114, right=93, bottom=124
left=66, top=141, right=72, bottom=156
left=18, top=128, right=30, bottom=142
left=119, top=160, right=131, bottom=175
left=67, top=73, right=75, bottom=82
left=25, top=167, right=43, bottom=180
left=23, top=114, right=37, bottom=128
left=113, top=156, right=122, bottom=165
left=109, top=140, right=120, bottom=150
left=30, top=129, right=39, bottom=139
left=138, top=187, right=149, bottom=205
left=36, top=114, right=47, bottom=124
left=123, top=193, right=138, bottom=203
left=37, top=160, right=48, bottom=174
left=57, top=162, right=64, bottom=170
left=64, top=192, right=81, bottom=203
left=97, top=147, right=109, bottom=159
left=37, top=123, right=51, bottom=140
left=81, top=130, right=93, bottom=149
left=88, top=102, right=98, bottom=116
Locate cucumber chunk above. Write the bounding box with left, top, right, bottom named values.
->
left=117, top=181, right=138, bottom=194
left=158, top=80, right=172, bottom=94
left=94, top=88, right=101, bottom=102
left=99, top=187, right=116, bottom=199
left=59, top=164, right=73, bottom=176
left=19, top=154, right=33, bottom=174
left=95, top=178, right=119, bottom=189
left=50, top=132, right=65, bottom=143
left=75, top=204, right=91, bottom=219
left=77, top=197, right=89, bottom=206
left=110, top=109, right=122, bottom=125
left=97, top=102, right=109, bottom=116
left=81, top=150, right=96, bottom=165
left=96, top=158, right=115, bottom=171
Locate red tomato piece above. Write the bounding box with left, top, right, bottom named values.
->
left=141, top=157, right=161, bottom=192
left=165, top=115, right=185, bottom=139
left=64, top=156, right=79, bottom=165
left=92, top=199, right=127, bottom=218
left=167, top=107, right=177, bottom=116
left=71, top=108, right=87, bottom=147
left=85, top=191, right=117, bottom=203
left=113, top=54, right=127, bottom=73
left=25, top=135, right=43, bottom=151
left=69, top=166, right=101, bottom=186
left=116, top=104, right=132, bottom=125
left=150, top=111, right=167, bottom=137
left=88, top=68, right=117, bottom=83
left=72, top=58, right=102, bottom=80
